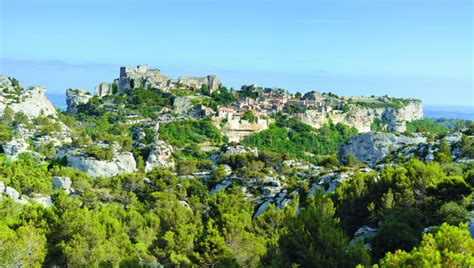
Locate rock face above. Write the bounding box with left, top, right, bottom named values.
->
left=220, top=117, right=269, bottom=142
left=0, top=75, right=57, bottom=118
left=173, top=96, right=195, bottom=114
left=145, top=139, right=175, bottom=172
left=66, top=88, right=92, bottom=114
left=2, top=137, right=30, bottom=159
left=349, top=226, right=377, bottom=250
left=65, top=152, right=137, bottom=178
left=52, top=176, right=73, bottom=194
left=94, top=82, right=113, bottom=98
left=298, top=100, right=423, bottom=133
left=338, top=133, right=426, bottom=166
left=4, top=186, right=20, bottom=200
left=210, top=145, right=258, bottom=162
left=29, top=194, right=53, bottom=207
left=95, top=65, right=221, bottom=97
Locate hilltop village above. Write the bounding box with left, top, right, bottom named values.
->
left=82, top=64, right=423, bottom=142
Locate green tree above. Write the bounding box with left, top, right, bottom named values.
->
left=2, top=106, right=14, bottom=123
left=279, top=190, right=370, bottom=267
left=371, top=208, right=423, bottom=261
left=195, top=219, right=234, bottom=267
left=436, top=202, right=469, bottom=226
left=434, top=140, right=452, bottom=163
left=0, top=223, right=47, bottom=267
left=427, top=176, right=472, bottom=202
left=13, top=111, right=29, bottom=126
left=378, top=223, right=474, bottom=267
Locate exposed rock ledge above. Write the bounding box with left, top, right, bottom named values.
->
left=66, top=88, right=92, bottom=114
left=63, top=151, right=137, bottom=178
left=0, top=75, right=57, bottom=118
left=338, top=132, right=426, bottom=166
left=145, top=139, right=175, bottom=172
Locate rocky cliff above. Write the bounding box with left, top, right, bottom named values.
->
left=338, top=132, right=426, bottom=166
left=219, top=117, right=270, bottom=142
left=145, top=138, right=175, bottom=172
left=64, top=151, right=137, bottom=178
left=0, top=75, right=57, bottom=118
left=66, top=88, right=92, bottom=114
left=297, top=100, right=423, bottom=133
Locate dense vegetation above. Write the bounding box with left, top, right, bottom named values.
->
left=0, top=149, right=472, bottom=266
left=159, top=119, right=227, bottom=147
left=349, top=97, right=418, bottom=109
left=243, top=114, right=358, bottom=162
left=406, top=118, right=471, bottom=135
left=0, top=79, right=473, bottom=266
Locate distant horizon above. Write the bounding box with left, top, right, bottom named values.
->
left=1, top=0, right=472, bottom=106
left=43, top=89, right=474, bottom=121
left=2, top=60, right=473, bottom=107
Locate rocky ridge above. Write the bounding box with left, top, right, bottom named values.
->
left=58, top=146, right=137, bottom=178
left=66, top=88, right=92, bottom=114
left=297, top=99, right=423, bottom=133
left=0, top=75, right=57, bottom=118
left=338, top=132, right=427, bottom=166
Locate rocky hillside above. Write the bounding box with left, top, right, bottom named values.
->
left=0, top=75, right=57, bottom=118
left=297, top=97, right=423, bottom=133
left=0, top=73, right=471, bottom=267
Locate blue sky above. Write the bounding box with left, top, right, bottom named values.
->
left=0, top=0, right=472, bottom=106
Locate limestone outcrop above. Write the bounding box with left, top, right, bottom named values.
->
left=62, top=149, right=137, bottom=178
left=66, top=88, right=92, bottom=114
left=52, top=176, right=73, bottom=194
left=297, top=100, right=423, bottom=133
left=173, top=96, right=195, bottom=114
left=219, top=117, right=269, bottom=142
left=338, top=133, right=426, bottom=166
left=145, top=139, right=175, bottom=172
left=210, top=145, right=258, bottom=162
left=2, top=137, right=30, bottom=160
left=0, top=75, right=57, bottom=118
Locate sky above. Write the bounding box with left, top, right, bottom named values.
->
left=0, top=0, right=472, bottom=106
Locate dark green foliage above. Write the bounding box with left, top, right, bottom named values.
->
left=200, top=84, right=210, bottom=96
left=426, top=176, right=472, bottom=202
left=378, top=223, right=474, bottom=267
left=460, top=134, right=474, bottom=158
left=434, top=140, right=452, bottom=163
left=243, top=115, right=357, bottom=161
left=436, top=201, right=469, bottom=226
left=278, top=190, right=370, bottom=267
left=350, top=97, right=416, bottom=109
left=333, top=158, right=472, bottom=236
left=159, top=119, right=225, bottom=147
left=241, top=110, right=257, bottom=123
left=127, top=88, right=172, bottom=107
left=0, top=153, right=52, bottom=195
left=85, top=145, right=114, bottom=161
left=371, top=117, right=389, bottom=132
left=13, top=112, right=29, bottom=126
left=210, top=86, right=236, bottom=105
left=406, top=118, right=471, bottom=135
left=371, top=208, right=424, bottom=261
left=1, top=76, right=472, bottom=266
left=239, top=86, right=260, bottom=99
